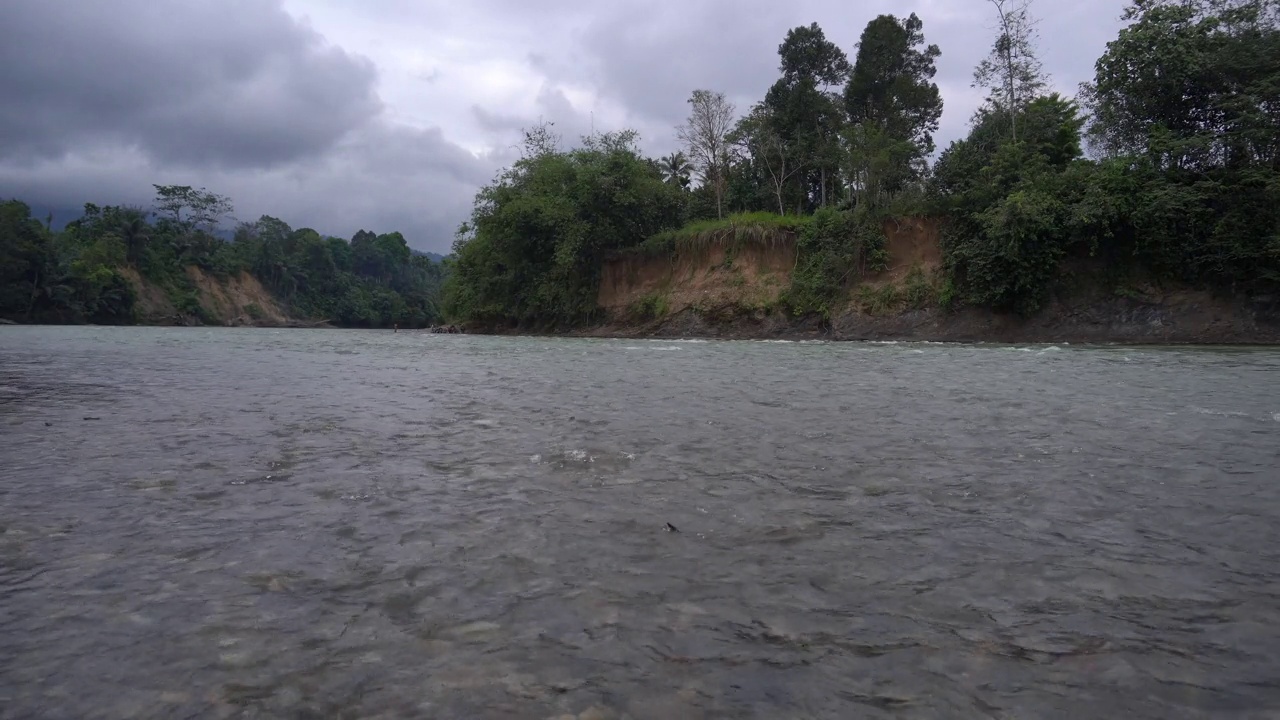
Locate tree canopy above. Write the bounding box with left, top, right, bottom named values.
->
left=1, top=186, right=445, bottom=326
left=443, top=129, right=686, bottom=327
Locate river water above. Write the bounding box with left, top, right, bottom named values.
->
left=1, top=327, right=1278, bottom=719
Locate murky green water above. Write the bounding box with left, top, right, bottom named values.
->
left=2, top=326, right=1279, bottom=719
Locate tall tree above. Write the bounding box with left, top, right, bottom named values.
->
left=845, top=13, right=943, bottom=203
left=677, top=90, right=737, bottom=218
left=117, top=208, right=151, bottom=264
left=764, top=23, right=850, bottom=210
left=973, top=0, right=1047, bottom=141
left=152, top=185, right=233, bottom=233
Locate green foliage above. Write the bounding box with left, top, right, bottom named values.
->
left=902, top=266, right=936, bottom=308
left=855, top=282, right=902, bottom=314
left=0, top=199, right=138, bottom=323
left=931, top=0, right=1280, bottom=314
left=762, top=24, right=851, bottom=212
left=443, top=129, right=686, bottom=327
left=845, top=13, right=944, bottom=201
left=0, top=200, right=54, bottom=319
left=783, top=207, right=887, bottom=317
left=933, top=96, right=1088, bottom=314
left=169, top=285, right=210, bottom=323
left=240, top=217, right=444, bottom=328
left=628, top=292, right=670, bottom=321
left=1, top=186, right=445, bottom=327
left=151, top=185, right=232, bottom=233
left=631, top=212, right=810, bottom=257
left=937, top=276, right=957, bottom=311
left=1079, top=0, right=1280, bottom=294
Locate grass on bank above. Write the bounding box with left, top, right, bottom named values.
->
left=627, top=212, right=811, bottom=258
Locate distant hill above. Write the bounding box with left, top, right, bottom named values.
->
left=412, top=249, right=447, bottom=263
left=17, top=201, right=451, bottom=261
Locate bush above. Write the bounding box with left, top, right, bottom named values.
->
left=855, top=283, right=901, bottom=314
left=782, top=207, right=886, bottom=317
left=627, top=292, right=669, bottom=321
left=902, top=266, right=935, bottom=309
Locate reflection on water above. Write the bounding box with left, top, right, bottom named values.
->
left=2, top=326, right=1279, bottom=719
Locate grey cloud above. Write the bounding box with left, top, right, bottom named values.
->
left=561, top=0, right=1127, bottom=153
left=471, top=85, right=598, bottom=151
left=0, top=121, right=492, bottom=253
left=0, top=0, right=380, bottom=168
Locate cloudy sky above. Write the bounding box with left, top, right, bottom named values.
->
left=1, top=0, right=1129, bottom=253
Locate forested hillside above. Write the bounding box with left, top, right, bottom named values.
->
left=0, top=185, right=445, bottom=327
left=445, top=0, right=1280, bottom=328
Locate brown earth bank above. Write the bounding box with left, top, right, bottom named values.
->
left=574, top=292, right=1280, bottom=345
left=511, top=217, right=1280, bottom=345
left=119, top=266, right=327, bottom=328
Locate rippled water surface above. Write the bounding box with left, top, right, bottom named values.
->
left=2, top=327, right=1279, bottom=719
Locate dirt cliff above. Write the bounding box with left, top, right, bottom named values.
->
left=589, top=218, right=1280, bottom=344
left=122, top=267, right=301, bottom=327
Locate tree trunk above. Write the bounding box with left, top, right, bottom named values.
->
left=25, top=268, right=39, bottom=320
left=716, top=175, right=724, bottom=219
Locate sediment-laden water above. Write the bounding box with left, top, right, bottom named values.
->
left=2, top=326, right=1278, bottom=719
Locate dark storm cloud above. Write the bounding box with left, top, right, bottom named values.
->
left=0, top=0, right=380, bottom=168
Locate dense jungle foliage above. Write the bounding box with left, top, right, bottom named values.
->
left=445, top=0, right=1279, bottom=324
left=0, top=186, right=444, bottom=327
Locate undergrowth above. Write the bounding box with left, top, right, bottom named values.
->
left=628, top=212, right=810, bottom=257
left=627, top=291, right=669, bottom=321
left=782, top=207, right=888, bottom=318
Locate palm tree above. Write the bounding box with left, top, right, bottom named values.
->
left=118, top=208, right=152, bottom=264
left=660, top=152, right=694, bottom=189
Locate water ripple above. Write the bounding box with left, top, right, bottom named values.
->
left=0, top=327, right=1278, bottom=718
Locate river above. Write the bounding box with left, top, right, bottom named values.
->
left=1, top=326, right=1278, bottom=719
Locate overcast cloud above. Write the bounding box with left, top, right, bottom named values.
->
left=1, top=0, right=1129, bottom=253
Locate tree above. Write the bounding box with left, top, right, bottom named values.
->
left=933, top=94, right=1088, bottom=313
left=117, top=208, right=151, bottom=264
left=731, top=104, right=805, bottom=215
left=1078, top=0, right=1280, bottom=291
left=845, top=13, right=943, bottom=202
left=973, top=0, right=1047, bottom=141
left=152, top=185, right=233, bottom=233
left=764, top=23, right=850, bottom=210
left=445, top=129, right=685, bottom=325
left=778, top=22, right=852, bottom=86
left=677, top=90, right=736, bottom=218
left=0, top=200, right=55, bottom=320
left=1083, top=0, right=1280, bottom=169
left=660, top=152, right=694, bottom=188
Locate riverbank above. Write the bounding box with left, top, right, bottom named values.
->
left=560, top=222, right=1280, bottom=345
left=566, top=291, right=1280, bottom=345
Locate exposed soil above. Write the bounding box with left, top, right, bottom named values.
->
left=577, top=218, right=1280, bottom=345
left=121, top=266, right=305, bottom=327
left=185, top=267, right=292, bottom=326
